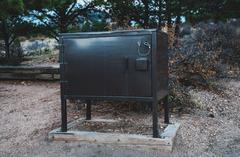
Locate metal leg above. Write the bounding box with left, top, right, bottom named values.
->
left=86, top=100, right=91, bottom=120
left=163, top=96, right=170, bottom=124
left=61, top=98, right=67, bottom=132
left=152, top=100, right=159, bottom=138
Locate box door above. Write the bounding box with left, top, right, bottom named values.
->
left=103, top=35, right=152, bottom=97
left=126, top=36, right=152, bottom=97
left=63, top=37, right=105, bottom=96
left=63, top=35, right=152, bottom=97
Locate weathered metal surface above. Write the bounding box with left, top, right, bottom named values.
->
left=63, top=35, right=152, bottom=97
left=60, top=29, right=168, bottom=100
left=59, top=29, right=169, bottom=138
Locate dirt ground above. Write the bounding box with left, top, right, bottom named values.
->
left=0, top=79, right=239, bottom=157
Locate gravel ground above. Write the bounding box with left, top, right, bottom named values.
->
left=0, top=79, right=239, bottom=157
left=173, top=79, right=240, bottom=157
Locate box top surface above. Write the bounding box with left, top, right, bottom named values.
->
left=59, top=29, right=159, bottom=38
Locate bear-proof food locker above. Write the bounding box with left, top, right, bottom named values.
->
left=59, top=29, right=169, bottom=138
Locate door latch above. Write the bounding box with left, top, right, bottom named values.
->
left=137, top=41, right=151, bottom=56
left=135, top=57, right=148, bottom=71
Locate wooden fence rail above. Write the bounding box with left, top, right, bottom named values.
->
left=0, top=65, right=60, bottom=80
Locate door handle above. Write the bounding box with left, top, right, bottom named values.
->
left=135, top=57, right=148, bottom=71
left=124, top=56, right=129, bottom=72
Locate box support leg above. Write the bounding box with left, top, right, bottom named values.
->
left=152, top=100, right=159, bottom=138
left=163, top=96, right=170, bottom=124
left=86, top=100, right=91, bottom=120
left=61, top=98, right=67, bottom=132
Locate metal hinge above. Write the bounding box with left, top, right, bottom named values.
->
left=58, top=44, right=64, bottom=49
left=60, top=62, right=68, bottom=65
left=60, top=80, right=68, bottom=84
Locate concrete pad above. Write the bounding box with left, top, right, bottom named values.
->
left=48, top=119, right=180, bottom=152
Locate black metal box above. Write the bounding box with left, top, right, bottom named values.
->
left=60, top=29, right=168, bottom=100
left=59, top=29, right=169, bottom=137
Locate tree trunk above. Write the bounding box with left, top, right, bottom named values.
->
left=166, top=0, right=174, bottom=48
left=174, top=0, right=182, bottom=38
left=158, top=0, right=162, bottom=30
left=58, top=7, right=69, bottom=33
left=5, top=43, right=10, bottom=59
left=166, top=0, right=172, bottom=28
left=142, top=0, right=150, bottom=28
left=175, top=15, right=181, bottom=37
left=1, top=19, right=10, bottom=59
left=59, top=16, right=68, bottom=33
left=173, top=15, right=181, bottom=46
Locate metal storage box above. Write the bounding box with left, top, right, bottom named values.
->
left=59, top=29, right=169, bottom=138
